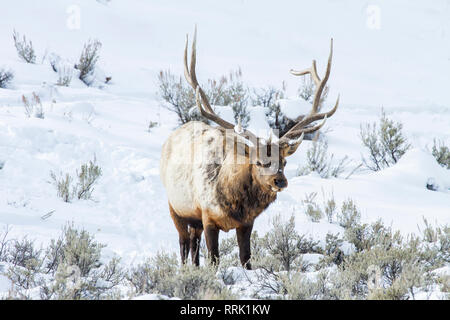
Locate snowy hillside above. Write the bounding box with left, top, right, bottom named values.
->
left=0, top=0, right=449, bottom=299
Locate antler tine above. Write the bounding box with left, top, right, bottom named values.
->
left=183, top=35, right=194, bottom=88
left=311, top=38, right=333, bottom=114
left=184, top=27, right=216, bottom=116
left=285, top=94, right=339, bottom=137
left=291, top=39, right=333, bottom=114
left=279, top=39, right=339, bottom=143
left=184, top=28, right=233, bottom=129
left=184, top=27, right=259, bottom=143
left=194, top=87, right=234, bottom=130
left=290, top=59, right=321, bottom=86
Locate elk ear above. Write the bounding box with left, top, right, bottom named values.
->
left=280, top=133, right=304, bottom=157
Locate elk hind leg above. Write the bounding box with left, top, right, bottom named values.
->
left=169, top=204, right=190, bottom=264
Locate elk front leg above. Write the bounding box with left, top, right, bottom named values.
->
left=236, top=224, right=253, bottom=270
left=189, top=226, right=203, bottom=266
left=203, top=222, right=220, bottom=266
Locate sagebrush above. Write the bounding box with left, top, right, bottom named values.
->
left=13, top=30, right=36, bottom=63
left=1, top=223, right=124, bottom=300
left=158, top=68, right=249, bottom=127
left=297, top=135, right=351, bottom=178
left=0, top=69, right=14, bottom=88
left=360, top=109, right=411, bottom=171
left=431, top=139, right=450, bottom=169
left=22, top=92, right=44, bottom=119
left=50, top=159, right=102, bottom=202
left=76, top=39, right=102, bottom=86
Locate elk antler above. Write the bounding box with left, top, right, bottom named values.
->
left=184, top=27, right=259, bottom=144
left=279, top=39, right=340, bottom=144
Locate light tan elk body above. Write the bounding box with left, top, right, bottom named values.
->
left=160, top=29, right=339, bottom=269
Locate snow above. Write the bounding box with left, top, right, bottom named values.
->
left=279, top=98, right=312, bottom=120
left=132, top=293, right=178, bottom=300
left=0, top=0, right=449, bottom=298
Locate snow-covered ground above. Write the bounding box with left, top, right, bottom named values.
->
left=0, top=0, right=449, bottom=298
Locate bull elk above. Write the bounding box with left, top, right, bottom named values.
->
left=160, top=28, right=339, bottom=269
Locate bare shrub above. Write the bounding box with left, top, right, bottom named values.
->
left=75, top=159, right=102, bottom=200
left=50, top=172, right=73, bottom=202
left=318, top=233, right=345, bottom=268
left=22, top=92, right=44, bottom=119
left=6, top=260, right=42, bottom=291
left=44, top=223, right=105, bottom=277
left=431, top=139, right=450, bottom=169
left=48, top=53, right=59, bottom=72
left=252, top=83, right=293, bottom=136
left=173, top=264, right=226, bottom=300
left=419, top=218, right=449, bottom=264
left=253, top=205, right=448, bottom=300
left=48, top=53, right=74, bottom=87
left=0, top=226, right=13, bottom=262
left=336, top=200, right=403, bottom=253
left=13, top=30, right=36, bottom=64
left=76, top=39, right=102, bottom=86
left=196, top=286, right=237, bottom=300
left=39, top=259, right=124, bottom=300
left=7, top=238, right=42, bottom=269
left=252, top=84, right=284, bottom=110
left=330, top=237, right=429, bottom=300
left=4, top=238, right=43, bottom=292
left=322, top=189, right=337, bottom=223
left=157, top=69, right=203, bottom=125
left=367, top=263, right=426, bottom=300
left=297, top=135, right=350, bottom=178
left=298, top=75, right=329, bottom=112
left=337, top=198, right=361, bottom=230
left=50, top=158, right=102, bottom=203
left=147, top=121, right=158, bottom=132
left=0, top=69, right=14, bottom=88
left=39, top=224, right=124, bottom=300
left=259, top=215, right=448, bottom=300
left=127, top=253, right=231, bottom=300
left=56, top=67, right=73, bottom=87
left=158, top=68, right=250, bottom=127
left=261, top=214, right=319, bottom=272
left=127, top=251, right=178, bottom=296
left=262, top=214, right=301, bottom=272
left=253, top=78, right=329, bottom=139
left=281, top=270, right=334, bottom=300
left=226, top=68, right=250, bottom=128
left=204, top=76, right=228, bottom=105
left=302, top=192, right=323, bottom=222
left=341, top=218, right=403, bottom=256
left=360, top=109, right=411, bottom=171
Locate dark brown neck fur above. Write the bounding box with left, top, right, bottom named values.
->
left=215, top=164, right=277, bottom=225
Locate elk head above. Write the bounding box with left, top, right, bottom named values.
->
left=184, top=27, right=340, bottom=193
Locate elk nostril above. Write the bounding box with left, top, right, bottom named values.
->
left=274, top=178, right=287, bottom=188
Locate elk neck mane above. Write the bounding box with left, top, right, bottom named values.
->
left=214, top=153, right=277, bottom=225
